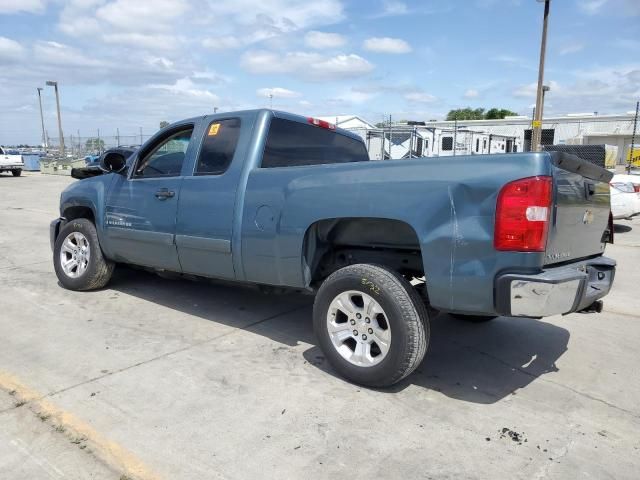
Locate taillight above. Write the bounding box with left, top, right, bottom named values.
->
left=307, top=117, right=336, bottom=130
left=634, top=184, right=640, bottom=193
left=495, top=176, right=553, bottom=252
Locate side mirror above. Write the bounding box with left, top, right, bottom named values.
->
left=100, top=152, right=127, bottom=174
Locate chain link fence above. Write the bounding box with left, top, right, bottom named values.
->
left=44, top=134, right=154, bottom=159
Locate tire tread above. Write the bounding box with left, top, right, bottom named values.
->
left=315, top=263, right=429, bottom=387
left=54, top=218, right=114, bottom=291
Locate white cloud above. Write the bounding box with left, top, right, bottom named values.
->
left=304, top=31, right=346, bottom=49
left=333, top=90, right=376, bottom=105
left=0, top=37, right=25, bottom=61
left=150, top=77, right=219, bottom=100
left=463, top=89, right=479, bottom=99
left=490, top=54, right=533, bottom=70
left=578, top=0, right=608, bottom=15
left=512, top=80, right=560, bottom=98
left=363, top=37, right=411, bottom=54
left=378, top=0, right=409, bottom=16
left=559, top=42, right=585, bottom=55
left=241, top=50, right=374, bottom=80
left=202, top=36, right=242, bottom=50
left=404, top=92, right=437, bottom=103
left=257, top=87, right=301, bottom=98
left=0, top=0, right=47, bottom=14
left=33, top=41, right=106, bottom=68
left=96, top=0, right=189, bottom=32
left=315, top=54, right=374, bottom=77
left=102, top=32, right=183, bottom=51
left=58, top=16, right=100, bottom=36
left=206, top=0, right=344, bottom=31
left=512, top=66, right=640, bottom=114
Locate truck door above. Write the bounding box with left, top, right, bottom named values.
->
left=175, top=117, right=244, bottom=280
left=104, top=124, right=195, bottom=271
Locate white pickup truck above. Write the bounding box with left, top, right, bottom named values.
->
left=0, top=146, right=24, bottom=176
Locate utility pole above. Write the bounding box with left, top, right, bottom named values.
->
left=36, top=87, right=47, bottom=151
left=532, top=0, right=551, bottom=152
left=139, top=127, right=143, bottom=145
left=116, top=128, right=120, bottom=146
left=269, top=94, right=273, bottom=109
left=629, top=101, right=639, bottom=174
left=46, top=80, right=65, bottom=156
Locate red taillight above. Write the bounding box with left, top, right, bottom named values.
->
left=307, top=117, right=336, bottom=130
left=494, top=176, right=553, bottom=252
left=634, top=184, right=640, bottom=193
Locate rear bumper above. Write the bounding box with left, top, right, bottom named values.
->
left=0, top=164, right=23, bottom=169
left=495, top=256, right=616, bottom=317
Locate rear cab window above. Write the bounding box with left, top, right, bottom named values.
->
left=261, top=118, right=369, bottom=168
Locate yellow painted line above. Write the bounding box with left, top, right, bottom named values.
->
left=0, top=371, right=162, bottom=480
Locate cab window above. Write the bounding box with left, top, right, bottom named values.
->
left=261, top=118, right=369, bottom=168
left=195, top=118, right=241, bottom=175
left=134, top=128, right=193, bottom=178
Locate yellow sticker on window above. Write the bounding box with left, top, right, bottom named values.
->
left=208, top=123, right=220, bottom=136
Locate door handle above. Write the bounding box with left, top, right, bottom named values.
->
left=155, top=188, right=175, bottom=200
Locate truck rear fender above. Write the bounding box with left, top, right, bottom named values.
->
left=302, top=217, right=424, bottom=287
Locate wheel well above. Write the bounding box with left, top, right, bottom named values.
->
left=303, top=218, right=424, bottom=286
left=63, top=206, right=95, bottom=224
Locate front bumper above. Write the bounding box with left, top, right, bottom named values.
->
left=495, top=256, right=616, bottom=317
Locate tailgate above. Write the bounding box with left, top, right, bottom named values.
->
left=1, top=154, right=23, bottom=166
left=545, top=152, right=613, bottom=265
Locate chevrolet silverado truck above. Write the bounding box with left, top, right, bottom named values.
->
left=0, top=146, right=24, bottom=176
left=50, top=109, right=616, bottom=387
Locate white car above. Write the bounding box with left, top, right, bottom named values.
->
left=611, top=174, right=640, bottom=216
left=0, top=146, right=24, bottom=176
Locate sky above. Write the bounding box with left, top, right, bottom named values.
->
left=0, top=0, right=639, bottom=145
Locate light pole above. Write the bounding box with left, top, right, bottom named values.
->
left=46, top=80, right=65, bottom=156
left=532, top=0, right=550, bottom=152
left=36, top=87, right=47, bottom=151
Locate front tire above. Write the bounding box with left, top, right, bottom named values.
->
left=11, top=169, right=21, bottom=177
left=53, top=218, right=114, bottom=291
left=313, top=264, right=429, bottom=388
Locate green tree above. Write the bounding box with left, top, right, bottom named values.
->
left=85, top=137, right=105, bottom=152
left=485, top=108, right=518, bottom=119
left=446, top=107, right=518, bottom=121
left=159, top=121, right=170, bottom=129
left=446, top=108, right=485, bottom=121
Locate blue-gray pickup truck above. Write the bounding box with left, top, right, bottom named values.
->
left=51, top=109, right=616, bottom=387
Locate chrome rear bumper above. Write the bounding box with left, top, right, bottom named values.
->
left=495, top=256, right=616, bottom=317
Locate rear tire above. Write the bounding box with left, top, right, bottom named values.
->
left=313, top=264, right=429, bottom=388
left=53, top=218, right=114, bottom=291
left=449, top=313, right=497, bottom=323
left=11, top=169, right=21, bottom=177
